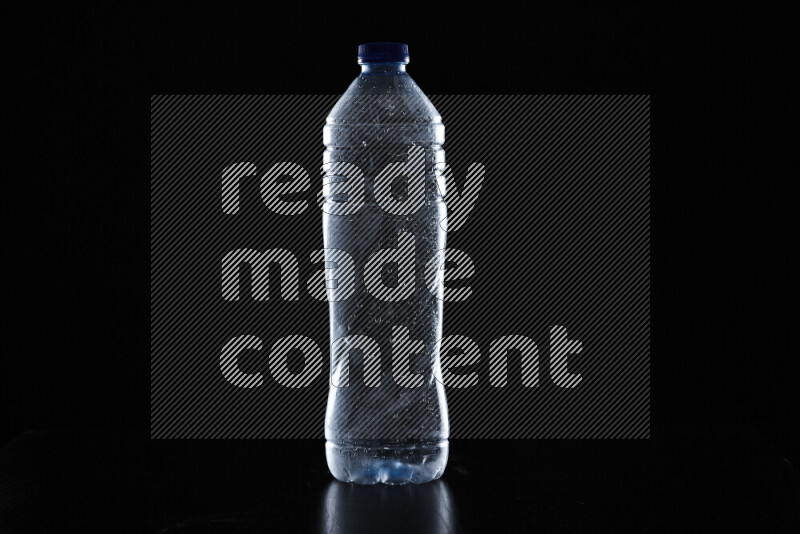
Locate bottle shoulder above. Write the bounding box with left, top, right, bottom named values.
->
left=327, top=73, right=441, bottom=126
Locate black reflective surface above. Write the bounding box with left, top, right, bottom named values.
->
left=1, top=426, right=797, bottom=532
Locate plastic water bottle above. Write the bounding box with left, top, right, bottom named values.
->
left=322, top=43, right=449, bottom=484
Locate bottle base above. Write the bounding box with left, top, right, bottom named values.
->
left=325, top=440, right=448, bottom=485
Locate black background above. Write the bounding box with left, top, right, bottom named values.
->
left=4, top=3, right=797, bottom=532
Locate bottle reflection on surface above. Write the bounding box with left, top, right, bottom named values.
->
left=318, top=479, right=459, bottom=534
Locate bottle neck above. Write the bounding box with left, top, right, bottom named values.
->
left=360, top=62, right=407, bottom=74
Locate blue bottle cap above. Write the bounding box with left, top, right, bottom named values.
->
left=357, top=42, right=409, bottom=64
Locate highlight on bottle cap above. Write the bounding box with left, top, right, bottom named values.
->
left=357, top=42, right=410, bottom=64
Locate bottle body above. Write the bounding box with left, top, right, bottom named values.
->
left=322, top=54, right=449, bottom=484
